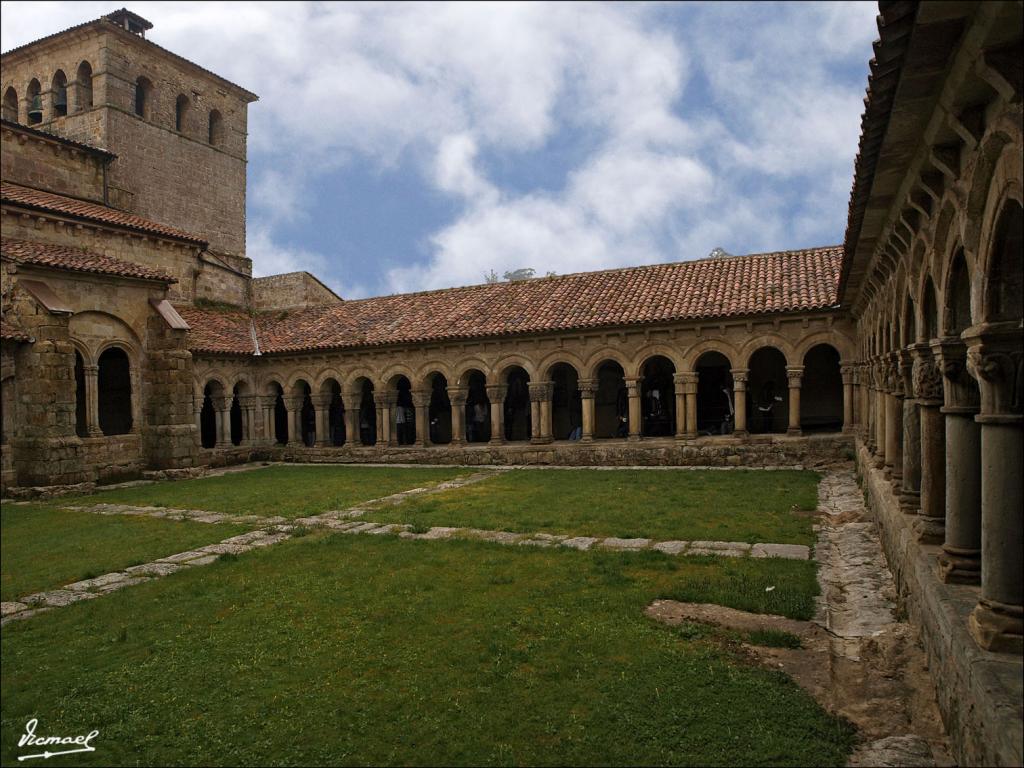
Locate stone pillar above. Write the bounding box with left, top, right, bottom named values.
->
left=932, top=338, right=981, bottom=584
left=731, top=369, right=748, bottom=436
left=859, top=362, right=871, bottom=442
left=898, top=349, right=921, bottom=513
left=344, top=393, right=360, bottom=446
left=311, top=394, right=330, bottom=447
left=841, top=364, right=855, bottom=433
left=864, top=362, right=877, bottom=451
left=578, top=379, right=596, bottom=442
left=529, top=382, right=552, bottom=444
left=259, top=395, right=276, bottom=444
left=378, top=393, right=394, bottom=446
left=84, top=364, right=102, bottom=436
left=448, top=387, right=467, bottom=445
left=964, top=323, right=1023, bottom=653
left=286, top=396, right=303, bottom=447
left=682, top=372, right=698, bottom=438
left=129, top=367, right=141, bottom=434
left=873, top=360, right=886, bottom=465
left=213, top=396, right=230, bottom=448
left=238, top=395, right=258, bottom=446
left=911, top=344, right=945, bottom=544
left=671, top=373, right=686, bottom=439
left=884, top=354, right=903, bottom=484
left=413, top=391, right=430, bottom=447
left=486, top=385, right=506, bottom=444
left=786, top=366, right=803, bottom=436
left=193, top=395, right=204, bottom=447
left=625, top=377, right=641, bottom=440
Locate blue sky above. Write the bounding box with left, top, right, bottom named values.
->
left=1, top=1, right=879, bottom=298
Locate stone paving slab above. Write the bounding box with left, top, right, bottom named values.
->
left=651, top=540, right=689, bottom=555
left=599, top=537, right=652, bottom=551
left=2, top=601, right=29, bottom=616
left=751, top=542, right=811, bottom=560
left=561, top=536, right=600, bottom=551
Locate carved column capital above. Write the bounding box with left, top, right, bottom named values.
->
left=577, top=378, right=597, bottom=397
left=485, top=384, right=507, bottom=401
left=409, top=390, right=430, bottom=409
left=679, top=371, right=699, bottom=394
left=730, top=368, right=749, bottom=388
left=624, top=376, right=641, bottom=396
left=285, top=395, right=305, bottom=412
left=528, top=381, right=553, bottom=402
left=785, top=366, right=804, bottom=387
left=378, top=391, right=397, bottom=408
left=310, top=393, right=332, bottom=409
left=963, top=322, right=1023, bottom=423
left=211, top=395, right=228, bottom=412
left=931, top=337, right=978, bottom=413
left=447, top=386, right=468, bottom=407
left=840, top=364, right=856, bottom=385
left=238, top=394, right=260, bottom=409
left=910, top=343, right=944, bottom=405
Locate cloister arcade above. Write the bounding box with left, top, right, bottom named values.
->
left=190, top=339, right=852, bottom=451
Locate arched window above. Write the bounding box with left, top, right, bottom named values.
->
left=208, top=109, right=223, bottom=145
left=985, top=200, right=1023, bottom=324
left=76, top=61, right=93, bottom=110
left=230, top=383, right=246, bottom=446
left=923, top=277, right=939, bottom=340
left=946, top=250, right=972, bottom=335
left=74, top=352, right=88, bottom=438
left=97, top=348, right=132, bottom=436
left=321, top=379, right=345, bottom=446
left=200, top=383, right=219, bottom=449
left=175, top=94, right=190, bottom=133
left=27, top=79, right=42, bottom=124
left=51, top=70, right=68, bottom=118
left=134, top=77, right=152, bottom=118
left=2, top=87, right=17, bottom=122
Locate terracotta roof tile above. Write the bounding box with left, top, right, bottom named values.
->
left=1, top=182, right=207, bottom=245
left=180, top=245, right=843, bottom=356
left=0, top=316, right=31, bottom=342
left=1, top=238, right=176, bottom=283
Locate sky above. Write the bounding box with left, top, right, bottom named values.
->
left=0, top=1, right=879, bottom=299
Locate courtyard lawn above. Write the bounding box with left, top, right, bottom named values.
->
left=0, top=534, right=851, bottom=767
left=0, top=504, right=250, bottom=602
left=60, top=465, right=473, bottom=518
left=367, top=468, right=820, bottom=544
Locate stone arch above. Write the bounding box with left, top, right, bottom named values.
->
left=738, top=335, right=794, bottom=367
left=638, top=354, right=676, bottom=437
left=462, top=368, right=491, bottom=443
left=695, top=350, right=734, bottom=435
left=314, top=368, right=346, bottom=393
left=538, top=350, right=587, bottom=382
left=746, top=347, right=787, bottom=434
left=975, top=138, right=1023, bottom=325
left=26, top=78, right=41, bottom=124
left=175, top=93, right=190, bottom=133
left=583, top=347, right=632, bottom=380
left=964, top=130, right=1018, bottom=255
left=919, top=273, right=941, bottom=342
left=350, top=376, right=377, bottom=446
left=682, top=339, right=738, bottom=371
left=286, top=371, right=316, bottom=394
left=343, top=368, right=378, bottom=394
left=801, top=343, right=843, bottom=432
left=901, top=292, right=917, bottom=350
left=415, top=361, right=454, bottom=390
left=792, top=329, right=855, bottom=364
left=94, top=346, right=132, bottom=436
left=380, top=364, right=417, bottom=389
left=502, top=365, right=532, bottom=441
left=75, top=60, right=93, bottom=110
left=548, top=361, right=582, bottom=440
left=50, top=69, right=68, bottom=117
left=454, top=360, right=491, bottom=387
left=941, top=247, right=974, bottom=336
left=491, top=354, right=538, bottom=381
left=199, top=377, right=225, bottom=449
left=208, top=108, right=223, bottom=145
left=262, top=379, right=288, bottom=446
left=390, top=374, right=416, bottom=445
left=426, top=371, right=452, bottom=445
left=134, top=76, right=152, bottom=119
left=318, top=376, right=346, bottom=446
left=592, top=358, right=628, bottom=438
left=2, top=86, right=18, bottom=122
left=628, top=344, right=684, bottom=379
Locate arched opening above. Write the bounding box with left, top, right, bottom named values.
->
left=208, top=109, right=223, bottom=145
left=74, top=351, right=87, bottom=438
left=322, top=379, right=345, bottom=446
left=270, top=382, right=288, bottom=445
left=230, top=382, right=246, bottom=446
left=51, top=70, right=68, bottom=118
left=2, top=87, right=17, bottom=122
left=97, top=348, right=132, bottom=435
left=594, top=361, right=627, bottom=438
left=801, top=344, right=843, bottom=432
left=357, top=379, right=376, bottom=445
left=464, top=370, right=490, bottom=443
left=945, top=250, right=972, bottom=335
left=134, top=77, right=152, bottom=118
left=76, top=61, right=93, bottom=110
left=695, top=351, right=734, bottom=435
left=922, top=276, right=939, bottom=341
left=200, top=381, right=221, bottom=449
left=640, top=356, right=675, bottom=437
left=549, top=363, right=582, bottom=440
left=901, top=295, right=916, bottom=349
left=985, top=200, right=1023, bottom=323
left=394, top=376, right=415, bottom=445
left=175, top=94, right=190, bottom=132
left=292, top=381, right=315, bottom=447
left=503, top=367, right=531, bottom=441
left=27, top=79, right=42, bottom=124
left=747, top=347, right=787, bottom=434
left=428, top=374, right=452, bottom=445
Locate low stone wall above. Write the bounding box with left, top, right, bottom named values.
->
left=79, top=433, right=144, bottom=484
left=855, top=440, right=1023, bottom=767
left=262, top=433, right=854, bottom=468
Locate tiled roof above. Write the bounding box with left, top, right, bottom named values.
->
left=180, top=245, right=843, bottom=355
left=1, top=238, right=176, bottom=283
left=0, top=316, right=31, bottom=343
left=1, top=182, right=207, bottom=245
left=1, top=119, right=117, bottom=159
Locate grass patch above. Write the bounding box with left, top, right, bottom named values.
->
left=59, top=465, right=471, bottom=518
left=746, top=629, right=803, bottom=649
left=368, top=468, right=820, bottom=544
left=1, top=535, right=850, bottom=766
left=0, top=505, right=249, bottom=601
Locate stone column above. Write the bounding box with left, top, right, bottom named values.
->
left=448, top=387, right=467, bottom=445
left=286, top=396, right=303, bottom=447
left=412, top=391, right=430, bottom=447
left=911, top=344, right=945, bottom=544
left=578, top=379, right=596, bottom=442
left=898, top=349, right=921, bottom=513
left=213, top=396, right=230, bottom=448
left=624, top=377, right=641, bottom=440
left=885, top=354, right=903, bottom=485
left=238, top=395, right=258, bottom=446
left=486, top=385, right=506, bottom=444
left=529, top=382, right=552, bottom=444
left=682, top=372, right=698, bottom=438
left=786, top=366, right=803, bottom=436
left=964, top=323, right=1023, bottom=653
left=731, top=369, right=748, bottom=436
left=841, top=364, right=856, bottom=433
left=193, top=395, right=204, bottom=447
left=311, top=394, right=330, bottom=447
left=671, top=373, right=686, bottom=439
left=84, top=364, right=102, bottom=436
left=378, top=393, right=394, bottom=446
left=129, top=367, right=141, bottom=434
left=864, top=362, right=876, bottom=451
left=873, top=360, right=886, bottom=465
left=259, top=395, right=276, bottom=444
left=344, top=392, right=360, bottom=446
left=932, top=338, right=981, bottom=585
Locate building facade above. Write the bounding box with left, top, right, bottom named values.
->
left=1, top=4, right=1021, bottom=764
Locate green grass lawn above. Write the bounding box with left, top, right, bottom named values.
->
left=1, top=534, right=850, bottom=766
left=367, top=469, right=820, bottom=544
left=1, top=505, right=250, bottom=602
left=60, top=465, right=472, bottom=519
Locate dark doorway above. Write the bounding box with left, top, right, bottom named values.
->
left=641, top=356, right=675, bottom=437
left=695, top=352, right=733, bottom=435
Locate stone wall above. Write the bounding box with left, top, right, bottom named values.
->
left=252, top=272, right=342, bottom=311
left=80, top=433, right=143, bottom=483
left=0, top=124, right=108, bottom=203
left=855, top=441, right=1023, bottom=767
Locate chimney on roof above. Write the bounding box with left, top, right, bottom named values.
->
left=105, top=8, right=154, bottom=38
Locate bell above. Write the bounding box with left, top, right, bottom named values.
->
left=27, top=94, right=42, bottom=122
left=53, top=90, right=67, bottom=109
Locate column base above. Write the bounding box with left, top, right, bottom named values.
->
left=969, top=599, right=1024, bottom=654
left=913, top=516, right=945, bottom=545
left=489, top=438, right=505, bottom=446
left=898, top=490, right=920, bottom=514
left=87, top=427, right=103, bottom=438
left=936, top=546, right=981, bottom=585
left=786, top=428, right=802, bottom=437
left=842, top=425, right=857, bottom=435
left=530, top=437, right=553, bottom=445
left=683, top=431, right=697, bottom=439
left=215, top=441, right=231, bottom=449
left=627, top=434, right=641, bottom=442
left=733, top=429, right=748, bottom=438
left=581, top=435, right=594, bottom=443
